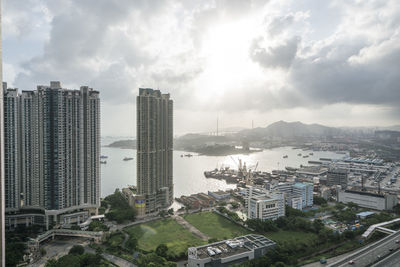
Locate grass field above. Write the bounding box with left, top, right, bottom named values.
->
left=264, top=230, right=318, bottom=244
left=124, top=218, right=204, bottom=255
left=183, top=212, right=251, bottom=240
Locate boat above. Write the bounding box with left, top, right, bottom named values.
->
left=283, top=155, right=288, bottom=158
left=100, top=160, right=107, bottom=164
left=309, top=152, right=314, bottom=155
left=297, top=153, right=302, bottom=156
left=184, top=154, right=193, bottom=157
left=100, top=155, right=108, bottom=159
left=123, top=157, right=134, bottom=161
left=204, top=167, right=239, bottom=184
left=303, top=155, right=309, bottom=158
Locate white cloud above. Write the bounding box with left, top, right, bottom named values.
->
left=3, top=0, right=400, bottom=135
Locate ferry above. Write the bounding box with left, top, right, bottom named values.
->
left=123, top=157, right=134, bottom=161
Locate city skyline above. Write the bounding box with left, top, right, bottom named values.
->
left=2, top=0, right=400, bottom=137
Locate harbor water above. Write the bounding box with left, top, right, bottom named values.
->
left=100, top=137, right=347, bottom=198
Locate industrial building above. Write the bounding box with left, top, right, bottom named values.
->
left=327, top=168, right=348, bottom=187
left=187, top=234, right=276, bottom=267
left=337, top=190, right=397, bottom=210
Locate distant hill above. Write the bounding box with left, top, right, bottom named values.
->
left=107, top=139, right=136, bottom=149
left=237, top=120, right=342, bottom=139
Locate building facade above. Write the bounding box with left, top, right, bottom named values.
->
left=337, top=190, right=397, bottom=211
left=245, top=186, right=285, bottom=221
left=0, top=3, right=5, bottom=264
left=3, top=82, right=100, bottom=229
left=274, top=182, right=313, bottom=210
left=137, top=88, right=173, bottom=214
left=327, top=168, right=348, bottom=188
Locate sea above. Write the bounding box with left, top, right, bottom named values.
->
left=100, top=137, right=347, bottom=198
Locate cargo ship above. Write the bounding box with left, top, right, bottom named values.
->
left=204, top=168, right=239, bottom=184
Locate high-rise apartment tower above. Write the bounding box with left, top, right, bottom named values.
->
left=137, top=88, right=173, bottom=214
left=0, top=2, right=5, bottom=265
left=3, top=82, right=100, bottom=229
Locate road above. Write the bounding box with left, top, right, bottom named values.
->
left=327, top=230, right=400, bottom=267
left=372, top=249, right=400, bottom=267
left=29, top=238, right=91, bottom=267
left=85, top=246, right=136, bottom=267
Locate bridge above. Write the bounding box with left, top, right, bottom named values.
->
left=362, top=218, right=400, bottom=239
left=31, top=229, right=103, bottom=246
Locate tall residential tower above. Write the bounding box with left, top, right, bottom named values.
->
left=0, top=2, right=5, bottom=265
left=3, top=82, right=100, bottom=229
left=137, top=88, right=173, bottom=214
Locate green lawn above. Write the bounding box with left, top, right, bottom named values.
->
left=183, top=212, right=251, bottom=240
left=264, top=230, right=318, bottom=244
left=124, top=218, right=204, bottom=255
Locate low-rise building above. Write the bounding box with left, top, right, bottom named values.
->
left=247, top=189, right=285, bottom=221
left=337, top=190, right=397, bottom=210
left=208, top=190, right=231, bottom=200
left=274, top=182, right=313, bottom=210
left=187, top=234, right=276, bottom=267
left=121, top=187, right=146, bottom=217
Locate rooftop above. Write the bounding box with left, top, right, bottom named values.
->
left=188, top=234, right=275, bottom=260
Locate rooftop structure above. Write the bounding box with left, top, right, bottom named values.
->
left=188, top=234, right=276, bottom=267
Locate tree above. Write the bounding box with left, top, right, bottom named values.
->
left=313, top=219, right=325, bottom=233
left=45, top=259, right=58, bottom=267
left=313, top=196, right=327, bottom=205
left=231, top=202, right=240, bottom=209
left=126, top=237, right=138, bottom=251
left=155, top=243, right=168, bottom=258
left=69, top=245, right=85, bottom=255
left=158, top=210, right=168, bottom=218
left=347, top=202, right=359, bottom=211
left=95, top=246, right=103, bottom=257
left=167, top=208, right=174, bottom=215
left=136, top=253, right=173, bottom=267
left=80, top=253, right=101, bottom=266
left=56, top=254, right=81, bottom=266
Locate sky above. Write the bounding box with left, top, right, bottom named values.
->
left=2, top=0, right=400, bottom=136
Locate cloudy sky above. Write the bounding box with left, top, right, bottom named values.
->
left=3, top=0, right=400, bottom=136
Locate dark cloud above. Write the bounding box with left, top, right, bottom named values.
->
left=250, top=36, right=300, bottom=69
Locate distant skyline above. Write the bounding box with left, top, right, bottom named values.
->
left=2, top=0, right=400, bottom=136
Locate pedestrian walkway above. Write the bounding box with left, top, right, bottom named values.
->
left=173, top=215, right=209, bottom=241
